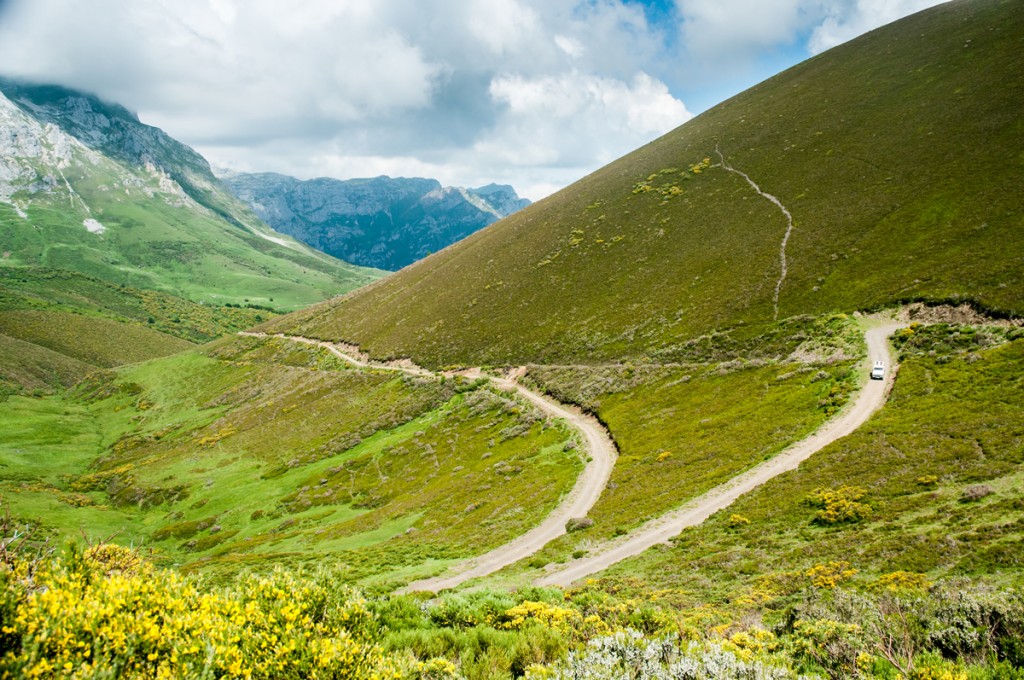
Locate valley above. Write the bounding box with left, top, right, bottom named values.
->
left=2, top=0, right=1023, bottom=678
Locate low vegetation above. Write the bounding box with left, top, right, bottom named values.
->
left=0, top=267, right=277, bottom=344
left=0, top=310, right=193, bottom=368
left=498, top=314, right=862, bottom=568
left=2, top=543, right=1021, bottom=679
left=0, top=336, right=578, bottom=587
left=586, top=331, right=1024, bottom=612
left=0, top=266, right=301, bottom=397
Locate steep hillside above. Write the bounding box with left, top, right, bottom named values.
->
left=221, top=172, right=530, bottom=271
left=269, top=0, right=1024, bottom=367
left=0, top=79, right=382, bottom=310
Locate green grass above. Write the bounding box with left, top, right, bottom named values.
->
left=268, top=0, right=1024, bottom=367
left=0, top=267, right=281, bottom=344
left=539, top=357, right=857, bottom=536
left=586, top=332, right=1024, bottom=607
left=455, top=321, right=860, bottom=580
left=0, top=309, right=193, bottom=368
left=0, top=336, right=579, bottom=586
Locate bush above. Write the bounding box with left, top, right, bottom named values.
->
left=928, top=586, right=1024, bottom=666
left=727, top=514, right=750, bottom=528
left=529, top=630, right=802, bottom=679
left=961, top=485, right=994, bottom=502
left=0, top=544, right=396, bottom=679
left=806, top=486, right=873, bottom=524
left=566, top=517, right=595, bottom=533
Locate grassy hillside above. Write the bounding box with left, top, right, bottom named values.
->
left=0, top=310, right=193, bottom=368
left=269, top=0, right=1024, bottom=367
left=3, top=3, right=1024, bottom=677
left=0, top=333, right=94, bottom=394
left=579, top=325, right=1024, bottom=607
left=0, top=80, right=383, bottom=311
left=0, top=267, right=277, bottom=344
left=0, top=336, right=580, bottom=589
left=0, top=267, right=284, bottom=395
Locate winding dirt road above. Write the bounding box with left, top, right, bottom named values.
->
left=401, top=375, right=617, bottom=593
left=535, top=321, right=902, bottom=587
left=240, top=323, right=899, bottom=592
left=237, top=331, right=617, bottom=592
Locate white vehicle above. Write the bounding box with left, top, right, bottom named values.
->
left=870, top=361, right=885, bottom=380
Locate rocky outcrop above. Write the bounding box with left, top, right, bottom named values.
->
left=0, top=78, right=247, bottom=224
left=221, top=172, right=531, bottom=271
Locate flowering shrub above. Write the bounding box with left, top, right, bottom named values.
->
left=804, top=562, right=858, bottom=589
left=525, top=630, right=806, bottom=679
left=415, top=657, right=461, bottom=679
left=0, top=544, right=398, bottom=679
left=496, top=600, right=613, bottom=646
left=786, top=618, right=866, bottom=678
left=873, top=571, right=932, bottom=594
left=805, top=486, right=872, bottom=524
left=726, top=514, right=750, bottom=528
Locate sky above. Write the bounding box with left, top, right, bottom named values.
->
left=0, top=0, right=946, bottom=200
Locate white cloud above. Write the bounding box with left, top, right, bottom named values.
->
left=466, top=0, right=542, bottom=55
left=484, top=70, right=690, bottom=169
left=554, top=35, right=584, bottom=59
left=671, top=0, right=946, bottom=93
left=677, top=0, right=809, bottom=62
left=0, top=0, right=945, bottom=201
left=808, top=0, right=946, bottom=53
left=0, top=0, right=690, bottom=200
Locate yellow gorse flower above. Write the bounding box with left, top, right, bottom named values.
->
left=1, top=544, right=396, bottom=679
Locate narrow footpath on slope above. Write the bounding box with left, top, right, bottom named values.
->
left=535, top=321, right=902, bottom=587
left=237, top=331, right=617, bottom=592
left=715, top=144, right=795, bottom=321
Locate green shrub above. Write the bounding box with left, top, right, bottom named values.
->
left=566, top=517, right=595, bottom=533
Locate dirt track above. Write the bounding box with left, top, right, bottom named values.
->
left=535, top=321, right=901, bottom=587
left=240, top=324, right=899, bottom=592
left=237, top=331, right=617, bottom=593
left=399, top=374, right=617, bottom=593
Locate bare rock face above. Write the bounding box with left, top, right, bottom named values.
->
left=0, top=78, right=225, bottom=217
left=0, top=90, right=85, bottom=201
left=221, top=172, right=531, bottom=271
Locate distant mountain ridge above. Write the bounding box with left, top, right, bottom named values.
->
left=221, top=171, right=530, bottom=271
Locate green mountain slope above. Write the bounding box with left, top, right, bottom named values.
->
left=0, top=79, right=382, bottom=311
left=270, top=0, right=1024, bottom=366
left=0, top=336, right=580, bottom=589
left=0, top=267, right=284, bottom=395
left=592, top=325, right=1024, bottom=606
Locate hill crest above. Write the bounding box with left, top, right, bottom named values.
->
left=266, top=0, right=1024, bottom=366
